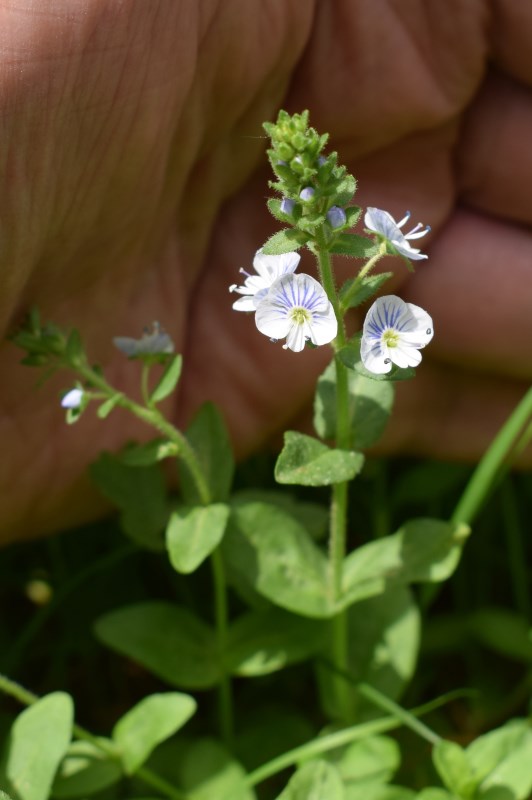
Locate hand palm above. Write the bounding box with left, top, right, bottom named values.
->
left=1, top=0, right=530, bottom=542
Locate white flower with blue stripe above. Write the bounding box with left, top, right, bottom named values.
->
left=255, top=273, right=337, bottom=352
left=364, top=207, right=430, bottom=261
left=361, top=295, right=433, bottom=374
left=230, top=250, right=300, bottom=312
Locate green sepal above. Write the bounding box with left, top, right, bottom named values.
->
left=339, top=272, right=393, bottom=310
left=267, top=198, right=301, bottom=224
left=275, top=431, right=364, bottom=486
left=150, top=354, right=183, bottom=404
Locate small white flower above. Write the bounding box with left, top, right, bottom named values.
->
left=255, top=273, right=337, bottom=352
left=230, top=249, right=300, bottom=312
left=364, top=207, right=430, bottom=261
left=61, top=388, right=84, bottom=409
left=361, top=295, right=433, bottom=374
left=113, top=322, right=174, bottom=359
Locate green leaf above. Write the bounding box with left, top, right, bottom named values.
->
left=330, top=234, right=377, bottom=259
left=432, top=740, right=477, bottom=798
left=179, top=403, right=234, bottom=504
left=416, top=791, right=457, bottom=800
left=94, top=602, right=220, bottom=688
left=51, top=739, right=122, bottom=798
left=314, top=360, right=394, bottom=450
left=177, top=739, right=255, bottom=800
left=113, top=692, right=197, bottom=774
left=339, top=273, right=393, bottom=310
left=1, top=692, right=73, bottom=800
left=150, top=354, right=183, bottom=404
left=166, top=503, right=230, bottom=574
left=226, top=608, right=327, bottom=676
left=276, top=760, right=345, bottom=799
left=117, top=438, right=178, bottom=467
left=96, top=393, right=122, bottom=419
left=90, top=453, right=168, bottom=550
left=341, top=519, right=470, bottom=609
left=223, top=500, right=332, bottom=618
left=231, top=489, right=329, bottom=541
left=275, top=431, right=364, bottom=486
left=328, top=735, right=400, bottom=785
left=467, top=719, right=532, bottom=799
left=338, top=336, right=416, bottom=382
left=261, top=229, right=309, bottom=255
left=318, top=588, right=420, bottom=720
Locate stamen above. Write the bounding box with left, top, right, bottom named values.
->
left=397, top=211, right=411, bottom=228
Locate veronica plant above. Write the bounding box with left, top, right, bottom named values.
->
left=6, top=110, right=531, bottom=800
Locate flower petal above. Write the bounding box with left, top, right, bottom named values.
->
left=361, top=337, right=391, bottom=374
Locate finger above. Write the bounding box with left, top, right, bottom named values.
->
left=457, top=69, right=532, bottom=224
left=404, top=208, right=532, bottom=380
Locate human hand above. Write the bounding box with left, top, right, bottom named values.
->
left=0, top=0, right=530, bottom=543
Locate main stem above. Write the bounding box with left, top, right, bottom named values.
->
left=315, top=234, right=351, bottom=718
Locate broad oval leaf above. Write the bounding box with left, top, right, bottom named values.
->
left=432, top=740, right=477, bottom=798
left=276, top=760, right=345, bottom=799
left=227, top=608, right=327, bottom=676
left=3, top=692, right=73, bottom=800
left=166, top=503, right=230, bottom=574
left=113, top=692, right=197, bottom=775
left=223, top=500, right=332, bottom=618
left=275, top=431, right=364, bottom=486
left=51, top=739, right=122, bottom=798
left=94, top=602, right=220, bottom=688
left=341, top=519, right=470, bottom=610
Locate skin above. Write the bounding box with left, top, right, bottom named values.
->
left=0, top=0, right=530, bottom=544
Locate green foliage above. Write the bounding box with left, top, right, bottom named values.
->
left=433, top=741, right=477, bottom=798
left=0, top=693, right=73, bottom=800
left=51, top=739, right=122, bottom=797
left=179, top=402, right=234, bottom=504
left=116, top=438, right=178, bottom=467
left=339, top=272, right=394, bottom=309
left=90, top=453, right=168, bottom=550
left=171, top=738, right=255, bottom=800
left=314, top=360, right=394, bottom=449
left=328, top=735, right=401, bottom=785
left=227, top=608, right=327, bottom=676
left=261, top=229, right=309, bottom=255
left=275, top=431, right=364, bottom=486
left=341, top=519, right=470, bottom=609
left=166, top=503, right=230, bottom=573
left=94, top=602, right=220, bottom=688
left=275, top=760, right=345, bottom=799
left=330, top=234, right=377, bottom=259
left=318, top=588, right=420, bottom=719
left=223, top=500, right=331, bottom=618
left=150, top=354, right=183, bottom=404
left=112, top=692, right=196, bottom=774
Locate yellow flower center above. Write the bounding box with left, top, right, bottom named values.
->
left=289, top=307, right=311, bottom=326
left=382, top=328, right=399, bottom=348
